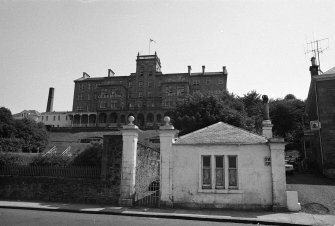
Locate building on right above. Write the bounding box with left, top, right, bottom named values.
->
left=304, top=57, right=335, bottom=177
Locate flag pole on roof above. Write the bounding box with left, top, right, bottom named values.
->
left=149, top=38, right=156, bottom=55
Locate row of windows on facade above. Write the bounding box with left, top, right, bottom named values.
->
left=77, top=78, right=224, bottom=91
left=202, top=155, right=238, bottom=190
left=77, top=87, right=187, bottom=100
left=76, top=99, right=178, bottom=111
left=41, top=115, right=68, bottom=121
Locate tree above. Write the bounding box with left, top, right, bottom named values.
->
left=0, top=107, right=48, bottom=153
left=239, top=90, right=263, bottom=134
left=172, top=92, right=254, bottom=135
left=269, top=96, right=305, bottom=149
left=0, top=107, right=16, bottom=138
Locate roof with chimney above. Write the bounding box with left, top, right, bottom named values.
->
left=174, top=122, right=268, bottom=145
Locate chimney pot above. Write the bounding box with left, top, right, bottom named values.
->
left=188, top=65, right=192, bottom=75
left=311, top=57, right=316, bottom=66
left=222, top=66, right=228, bottom=74
left=202, top=65, right=205, bottom=74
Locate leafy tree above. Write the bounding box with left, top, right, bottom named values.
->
left=239, top=90, right=263, bottom=134
left=269, top=96, right=305, bottom=149
left=172, top=92, right=254, bottom=135
left=0, top=107, right=16, bottom=138
left=0, top=107, right=48, bottom=153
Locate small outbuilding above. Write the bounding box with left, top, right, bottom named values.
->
left=159, top=119, right=289, bottom=210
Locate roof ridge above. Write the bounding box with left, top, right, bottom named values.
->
left=177, top=122, right=223, bottom=141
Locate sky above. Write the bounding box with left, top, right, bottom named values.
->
left=0, top=0, right=334, bottom=114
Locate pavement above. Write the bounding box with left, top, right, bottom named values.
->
left=1, top=201, right=335, bottom=226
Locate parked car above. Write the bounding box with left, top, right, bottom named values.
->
left=285, top=160, right=294, bottom=175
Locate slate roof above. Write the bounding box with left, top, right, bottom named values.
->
left=175, top=122, right=268, bottom=145
left=323, top=67, right=335, bottom=76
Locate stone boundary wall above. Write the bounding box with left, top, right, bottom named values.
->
left=0, top=176, right=119, bottom=204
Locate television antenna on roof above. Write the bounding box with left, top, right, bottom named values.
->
left=305, top=38, right=329, bottom=73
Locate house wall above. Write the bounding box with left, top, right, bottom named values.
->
left=39, top=112, right=71, bottom=127
left=171, top=144, right=273, bottom=209
left=317, top=79, right=335, bottom=172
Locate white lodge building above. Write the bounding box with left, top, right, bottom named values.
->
left=159, top=121, right=296, bottom=210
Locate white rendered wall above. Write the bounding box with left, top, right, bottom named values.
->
left=171, top=144, right=273, bottom=209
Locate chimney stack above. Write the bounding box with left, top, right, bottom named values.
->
left=46, top=87, right=54, bottom=113
left=188, top=65, right=192, bottom=75
left=223, top=66, right=228, bottom=75
left=202, top=65, right=205, bottom=74
left=108, top=69, right=115, bottom=77
left=309, top=57, right=319, bottom=77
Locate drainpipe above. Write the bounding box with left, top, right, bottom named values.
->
left=314, top=81, right=324, bottom=171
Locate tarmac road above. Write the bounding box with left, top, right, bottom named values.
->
left=0, top=208, right=273, bottom=226
left=287, top=172, right=335, bottom=214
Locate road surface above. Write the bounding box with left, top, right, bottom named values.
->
left=0, top=208, right=273, bottom=226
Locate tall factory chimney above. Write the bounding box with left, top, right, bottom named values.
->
left=46, top=87, right=54, bottom=112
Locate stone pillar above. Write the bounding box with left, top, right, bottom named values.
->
left=262, top=95, right=273, bottom=139
left=262, top=120, right=273, bottom=139
left=159, top=116, right=178, bottom=207
left=119, top=116, right=140, bottom=206
left=269, top=138, right=287, bottom=211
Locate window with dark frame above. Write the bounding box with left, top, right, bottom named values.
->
left=228, top=156, right=238, bottom=189
left=202, top=156, right=211, bottom=189
left=215, top=156, right=225, bottom=189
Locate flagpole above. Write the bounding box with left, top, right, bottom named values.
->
left=149, top=39, right=151, bottom=55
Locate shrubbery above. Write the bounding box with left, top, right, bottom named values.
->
left=71, top=143, right=102, bottom=167
left=0, top=152, right=38, bottom=166
left=0, top=107, right=48, bottom=153
left=30, top=154, right=72, bottom=167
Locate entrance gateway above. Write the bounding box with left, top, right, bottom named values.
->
left=134, top=143, right=160, bottom=207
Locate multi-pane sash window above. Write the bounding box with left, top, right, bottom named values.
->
left=201, top=155, right=238, bottom=190
left=228, top=156, right=238, bottom=189
left=202, top=156, right=211, bottom=189
left=215, top=156, right=224, bottom=189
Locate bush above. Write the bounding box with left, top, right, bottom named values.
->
left=30, top=154, right=72, bottom=167
left=0, top=152, right=37, bottom=166
left=0, top=138, right=25, bottom=152
left=71, top=143, right=102, bottom=167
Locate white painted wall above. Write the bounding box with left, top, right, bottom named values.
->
left=171, top=144, right=273, bottom=209
left=39, top=112, right=71, bottom=127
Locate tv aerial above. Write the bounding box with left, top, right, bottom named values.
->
left=305, top=38, right=329, bottom=73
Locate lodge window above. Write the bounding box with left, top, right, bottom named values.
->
left=58, top=116, right=60, bottom=121
left=46, top=116, right=48, bottom=121
left=202, top=156, right=211, bottom=189
left=200, top=155, right=239, bottom=191
left=228, top=156, right=238, bottom=189
left=53, top=116, right=56, bottom=121
left=215, top=156, right=224, bottom=189
left=41, top=116, right=44, bottom=121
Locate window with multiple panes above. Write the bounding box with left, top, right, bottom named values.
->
left=215, top=156, right=224, bottom=189
left=228, top=156, right=238, bottom=189
left=202, top=156, right=211, bottom=189
left=100, top=101, right=107, bottom=108
left=201, top=155, right=238, bottom=190
left=111, top=100, right=117, bottom=109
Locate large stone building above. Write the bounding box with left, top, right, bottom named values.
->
left=71, top=53, right=228, bottom=129
left=304, top=57, right=335, bottom=177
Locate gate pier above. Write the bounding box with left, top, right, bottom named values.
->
left=119, top=116, right=139, bottom=206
